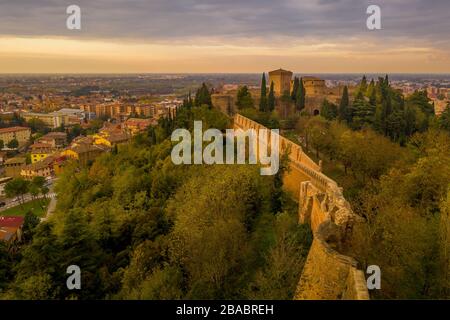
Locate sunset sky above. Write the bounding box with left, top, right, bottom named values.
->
left=0, top=0, right=449, bottom=73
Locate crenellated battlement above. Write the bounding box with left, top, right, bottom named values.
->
left=233, top=113, right=369, bottom=300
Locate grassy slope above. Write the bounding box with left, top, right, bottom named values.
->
left=0, top=198, right=50, bottom=217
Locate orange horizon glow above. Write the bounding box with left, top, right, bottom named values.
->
left=0, top=36, right=449, bottom=74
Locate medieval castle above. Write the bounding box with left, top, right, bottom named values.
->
left=212, top=68, right=352, bottom=117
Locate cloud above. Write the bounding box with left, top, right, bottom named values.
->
left=0, top=0, right=448, bottom=72
left=0, top=0, right=448, bottom=46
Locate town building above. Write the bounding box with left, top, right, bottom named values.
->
left=30, top=142, right=56, bottom=163
left=61, top=142, right=109, bottom=166
left=80, top=105, right=96, bottom=114
left=0, top=112, right=16, bottom=123
left=0, top=126, right=31, bottom=145
left=4, top=157, right=26, bottom=177
left=94, top=103, right=122, bottom=118
left=123, top=118, right=154, bottom=136
left=21, top=156, right=54, bottom=180
left=0, top=151, right=7, bottom=164
left=21, top=112, right=62, bottom=128
left=51, top=108, right=85, bottom=126
left=0, top=177, right=13, bottom=197
left=36, top=132, right=67, bottom=148
left=434, top=99, right=449, bottom=116
left=21, top=108, right=85, bottom=129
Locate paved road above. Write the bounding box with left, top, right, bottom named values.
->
left=0, top=178, right=58, bottom=221
left=42, top=195, right=57, bottom=221
left=0, top=179, right=56, bottom=212
left=0, top=193, right=56, bottom=212
left=42, top=179, right=58, bottom=221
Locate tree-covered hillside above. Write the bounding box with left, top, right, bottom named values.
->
left=0, top=97, right=312, bottom=300
left=294, top=114, right=450, bottom=299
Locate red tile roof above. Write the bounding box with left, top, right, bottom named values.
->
left=0, top=216, right=24, bottom=228
left=0, top=227, right=16, bottom=241
left=31, top=142, right=54, bottom=149
left=42, top=132, right=67, bottom=139
left=0, top=126, right=30, bottom=134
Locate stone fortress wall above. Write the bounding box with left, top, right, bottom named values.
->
left=233, top=113, right=370, bottom=300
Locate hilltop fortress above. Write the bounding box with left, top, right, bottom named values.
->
left=269, top=68, right=327, bottom=97
left=212, top=68, right=352, bottom=117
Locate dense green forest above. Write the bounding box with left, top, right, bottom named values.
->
left=0, top=96, right=312, bottom=300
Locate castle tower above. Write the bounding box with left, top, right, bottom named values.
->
left=302, top=76, right=326, bottom=96
left=268, top=68, right=293, bottom=96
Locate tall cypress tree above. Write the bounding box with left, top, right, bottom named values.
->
left=194, top=86, right=202, bottom=106
left=374, top=77, right=391, bottom=135
left=439, top=104, right=450, bottom=132
left=188, top=91, right=193, bottom=109
left=259, top=73, right=268, bottom=112
left=291, top=77, right=300, bottom=101
left=339, top=86, right=349, bottom=121
left=195, top=83, right=212, bottom=108
left=360, top=75, right=368, bottom=93
left=295, top=78, right=305, bottom=111
left=355, top=75, right=368, bottom=99
left=369, top=85, right=377, bottom=106
left=366, top=79, right=375, bottom=99
left=354, top=89, right=364, bottom=103
left=268, top=81, right=275, bottom=112
left=351, top=98, right=375, bottom=129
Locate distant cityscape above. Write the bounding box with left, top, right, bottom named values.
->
left=0, top=72, right=447, bottom=187
left=0, top=75, right=188, bottom=200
